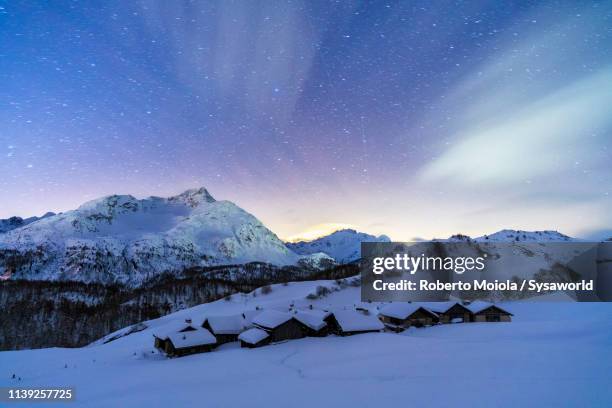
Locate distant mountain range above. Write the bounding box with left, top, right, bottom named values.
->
left=473, top=230, right=575, bottom=242
left=0, top=212, right=55, bottom=233
left=287, top=229, right=390, bottom=263
left=0, top=187, right=602, bottom=287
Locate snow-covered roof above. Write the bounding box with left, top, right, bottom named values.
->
left=464, top=301, right=491, bottom=314
left=332, top=310, right=384, bottom=332
left=293, top=311, right=327, bottom=331
left=241, top=309, right=264, bottom=329
left=420, top=301, right=460, bottom=314
left=168, top=328, right=216, bottom=348
left=252, top=310, right=293, bottom=329
left=191, top=316, right=207, bottom=327
left=413, top=301, right=511, bottom=315
left=300, top=308, right=332, bottom=319
left=465, top=301, right=512, bottom=315
left=242, top=309, right=262, bottom=321
left=379, top=303, right=438, bottom=320
left=238, top=328, right=270, bottom=345
left=204, top=315, right=244, bottom=335
left=152, top=320, right=197, bottom=340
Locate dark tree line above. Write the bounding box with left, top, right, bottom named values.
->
left=0, top=262, right=359, bottom=350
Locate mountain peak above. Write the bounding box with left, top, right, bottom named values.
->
left=329, top=228, right=357, bottom=236
left=78, top=194, right=139, bottom=212
left=286, top=229, right=390, bottom=263
left=169, top=187, right=216, bottom=207
left=0, top=187, right=299, bottom=286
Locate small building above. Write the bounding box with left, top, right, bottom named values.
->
left=378, top=303, right=439, bottom=331
left=434, top=302, right=474, bottom=324
left=153, top=319, right=198, bottom=352
left=202, top=315, right=245, bottom=345
left=326, top=310, right=384, bottom=336
left=252, top=310, right=305, bottom=342
left=238, top=328, right=271, bottom=348
left=164, top=328, right=217, bottom=357
left=467, top=303, right=513, bottom=322
left=293, top=311, right=328, bottom=337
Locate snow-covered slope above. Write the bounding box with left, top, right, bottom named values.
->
left=0, top=212, right=55, bottom=234
left=286, top=229, right=391, bottom=263
left=475, top=229, right=575, bottom=242
left=296, top=252, right=337, bottom=269
left=0, top=188, right=300, bottom=286
left=409, top=229, right=593, bottom=300
left=0, top=278, right=610, bottom=408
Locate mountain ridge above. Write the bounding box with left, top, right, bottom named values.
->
left=1, top=187, right=605, bottom=287
left=0, top=212, right=56, bottom=234
left=0, top=188, right=301, bottom=286
left=286, top=229, right=391, bottom=263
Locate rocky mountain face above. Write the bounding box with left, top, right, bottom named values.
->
left=286, top=229, right=391, bottom=263
left=0, top=188, right=311, bottom=286
left=0, top=212, right=55, bottom=233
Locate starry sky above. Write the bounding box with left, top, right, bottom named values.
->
left=1, top=1, right=611, bottom=241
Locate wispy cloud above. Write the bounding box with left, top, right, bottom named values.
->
left=419, top=69, right=612, bottom=186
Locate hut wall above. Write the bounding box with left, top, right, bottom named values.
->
left=324, top=316, right=341, bottom=335
left=269, top=319, right=305, bottom=342
left=164, top=342, right=175, bottom=356
left=441, top=304, right=473, bottom=323
left=380, top=315, right=408, bottom=327
left=303, top=325, right=328, bottom=337
left=173, top=343, right=215, bottom=357
left=202, top=321, right=239, bottom=344
left=407, top=309, right=436, bottom=326
left=154, top=337, right=166, bottom=350
left=240, top=337, right=271, bottom=349
left=474, top=312, right=511, bottom=323
left=215, top=333, right=239, bottom=344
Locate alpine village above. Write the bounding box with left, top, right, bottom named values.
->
left=153, top=301, right=513, bottom=357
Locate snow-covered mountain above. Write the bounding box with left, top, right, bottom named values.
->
left=0, top=186, right=599, bottom=290
left=0, top=212, right=55, bottom=234
left=0, top=188, right=305, bottom=286
left=388, top=229, right=600, bottom=302
left=286, top=229, right=391, bottom=263
left=446, top=229, right=575, bottom=243
left=474, top=229, right=575, bottom=242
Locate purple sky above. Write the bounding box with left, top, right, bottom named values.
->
left=1, top=1, right=611, bottom=240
